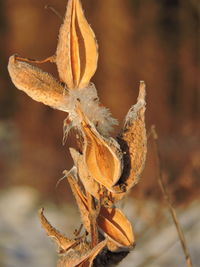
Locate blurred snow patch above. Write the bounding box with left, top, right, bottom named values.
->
left=0, top=186, right=78, bottom=267
left=0, top=187, right=199, bottom=267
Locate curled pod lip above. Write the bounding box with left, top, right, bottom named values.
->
left=67, top=174, right=91, bottom=233
left=56, top=0, right=98, bottom=89
left=8, top=55, right=69, bottom=111
left=69, top=147, right=100, bottom=200
left=38, top=208, right=80, bottom=252
left=97, top=206, right=134, bottom=250
left=76, top=106, right=124, bottom=192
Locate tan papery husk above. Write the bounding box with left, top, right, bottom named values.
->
left=111, top=82, right=147, bottom=202
left=56, top=0, right=98, bottom=89
left=76, top=106, right=123, bottom=192
left=97, top=206, right=134, bottom=249
left=8, top=55, right=68, bottom=111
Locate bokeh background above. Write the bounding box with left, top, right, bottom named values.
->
left=0, top=0, right=199, bottom=266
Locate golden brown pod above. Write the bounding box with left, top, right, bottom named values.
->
left=69, top=148, right=100, bottom=200
left=76, top=106, right=123, bottom=192
left=56, top=0, right=98, bottom=89
left=97, top=206, right=134, bottom=250
left=39, top=208, right=79, bottom=251
left=57, top=239, right=107, bottom=267
left=112, top=81, right=147, bottom=202
left=8, top=55, right=68, bottom=111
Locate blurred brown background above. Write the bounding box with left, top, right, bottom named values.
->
left=0, top=0, right=199, bottom=205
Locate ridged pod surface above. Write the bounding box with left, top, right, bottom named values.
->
left=8, top=55, right=68, bottom=111
left=56, top=0, right=98, bottom=89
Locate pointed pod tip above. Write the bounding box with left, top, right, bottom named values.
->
left=38, top=207, right=44, bottom=214
left=138, top=80, right=146, bottom=101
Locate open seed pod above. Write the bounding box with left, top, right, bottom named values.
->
left=8, top=55, right=68, bottom=111
left=39, top=199, right=107, bottom=267
left=56, top=0, right=98, bottom=89
left=66, top=175, right=134, bottom=252
left=39, top=208, right=81, bottom=252
left=57, top=239, right=107, bottom=267
left=97, top=206, right=134, bottom=251
left=75, top=106, right=124, bottom=192
left=111, top=81, right=147, bottom=202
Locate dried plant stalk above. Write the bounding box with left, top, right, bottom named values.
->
left=8, top=0, right=148, bottom=266
left=151, top=126, right=193, bottom=267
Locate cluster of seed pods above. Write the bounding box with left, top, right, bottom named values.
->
left=8, top=1, right=147, bottom=266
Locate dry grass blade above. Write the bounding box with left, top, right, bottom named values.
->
left=8, top=55, right=69, bottom=111
left=56, top=0, right=98, bottom=89
left=76, top=106, right=123, bottom=192
left=97, top=206, right=134, bottom=250
left=151, top=126, right=193, bottom=267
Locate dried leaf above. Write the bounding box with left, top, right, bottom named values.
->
left=56, top=0, right=98, bottom=89
left=8, top=55, right=69, bottom=111
left=97, top=206, right=134, bottom=250
left=76, top=106, right=123, bottom=192
left=39, top=208, right=79, bottom=251
left=112, top=81, right=147, bottom=202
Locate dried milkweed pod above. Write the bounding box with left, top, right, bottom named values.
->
left=75, top=106, right=124, bottom=192
left=97, top=206, right=134, bottom=251
left=39, top=208, right=81, bottom=252
left=67, top=173, right=100, bottom=248
left=66, top=174, right=134, bottom=252
left=111, top=81, right=147, bottom=202
left=8, top=0, right=147, bottom=264
left=57, top=239, right=107, bottom=267
left=56, top=0, right=98, bottom=89
left=39, top=207, right=107, bottom=267
left=8, top=55, right=69, bottom=111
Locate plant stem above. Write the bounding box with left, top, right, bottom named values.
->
left=151, top=125, right=193, bottom=267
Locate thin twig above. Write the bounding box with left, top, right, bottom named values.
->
left=86, top=192, right=99, bottom=248
left=15, top=55, right=55, bottom=64
left=151, top=125, right=193, bottom=267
